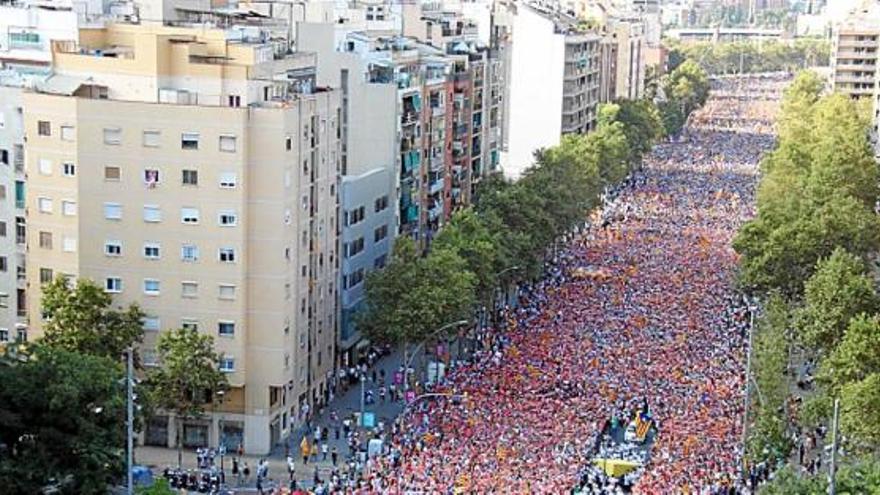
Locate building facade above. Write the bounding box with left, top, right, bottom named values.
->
left=498, top=1, right=601, bottom=178
left=23, top=22, right=341, bottom=454
left=831, top=1, right=880, bottom=151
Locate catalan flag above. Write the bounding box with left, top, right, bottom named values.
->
left=635, top=412, right=653, bottom=440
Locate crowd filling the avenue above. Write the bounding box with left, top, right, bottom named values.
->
left=296, top=76, right=783, bottom=494
left=173, top=75, right=787, bottom=494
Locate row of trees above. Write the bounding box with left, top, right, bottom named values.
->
left=653, top=59, right=711, bottom=136
left=358, top=64, right=710, bottom=371
left=0, top=278, right=227, bottom=494
left=733, top=70, right=880, bottom=475
left=667, top=39, right=830, bottom=76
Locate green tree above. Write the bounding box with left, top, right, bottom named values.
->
left=357, top=237, right=476, bottom=350
left=794, top=249, right=879, bottom=351
left=819, top=315, right=880, bottom=393
left=839, top=374, right=880, bottom=449
left=432, top=208, right=501, bottom=307
left=610, top=99, right=665, bottom=164
left=145, top=328, right=227, bottom=467
left=746, top=293, right=793, bottom=464
left=0, top=345, right=126, bottom=494
left=40, top=278, right=145, bottom=362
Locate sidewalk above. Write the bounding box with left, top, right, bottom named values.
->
left=137, top=348, right=407, bottom=489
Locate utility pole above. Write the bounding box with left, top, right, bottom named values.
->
left=126, top=347, right=134, bottom=495
left=360, top=374, right=366, bottom=427
left=829, top=398, right=840, bottom=495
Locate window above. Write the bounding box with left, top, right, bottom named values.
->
left=286, top=136, right=292, bottom=151
left=219, top=284, right=236, bottom=300
left=374, top=254, right=387, bottom=269
left=39, top=268, right=53, bottom=284
left=62, top=200, right=77, bottom=216
left=181, top=319, right=198, bottom=331
left=60, top=125, right=75, bottom=142
left=0, top=257, right=6, bottom=272
left=62, top=237, right=77, bottom=253
left=105, top=241, right=122, bottom=256
left=142, top=316, right=160, bottom=331
left=16, top=328, right=26, bottom=342
left=181, top=207, right=199, bottom=224
left=103, top=127, right=121, bottom=145
left=0, top=328, right=7, bottom=342
left=63, top=162, right=76, bottom=177
left=105, top=277, right=123, bottom=293
left=142, top=130, right=160, bottom=147
left=182, top=169, right=198, bottom=185
left=38, top=158, right=52, bottom=175
left=104, top=203, right=122, bottom=220
left=345, top=206, right=366, bottom=226
left=345, top=237, right=365, bottom=258
left=181, top=132, right=199, bottom=150
left=219, top=356, right=235, bottom=372
left=374, top=224, right=388, bottom=243
left=144, top=169, right=160, bottom=187
left=105, top=166, right=121, bottom=181
left=0, top=221, right=6, bottom=237
left=37, top=120, right=50, bottom=136
left=143, top=242, right=161, bottom=259
left=181, top=281, right=198, bottom=298
left=143, top=205, right=161, bottom=222
left=228, top=95, right=241, bottom=107
left=0, top=149, right=7, bottom=165
left=218, top=321, right=235, bottom=337
left=38, top=231, right=52, bottom=249
left=0, top=293, right=6, bottom=309
left=343, top=268, right=365, bottom=289
left=219, top=172, right=237, bottom=188
left=181, top=244, right=199, bottom=262
left=218, top=210, right=238, bottom=226
left=218, top=247, right=236, bottom=263
left=37, top=197, right=53, bottom=214
left=219, top=135, right=237, bottom=152
left=0, top=185, right=4, bottom=199
left=143, top=279, right=160, bottom=295
left=375, top=195, right=389, bottom=212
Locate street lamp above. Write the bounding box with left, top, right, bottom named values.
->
left=215, top=389, right=226, bottom=484
left=403, top=320, right=469, bottom=397
left=491, top=266, right=521, bottom=329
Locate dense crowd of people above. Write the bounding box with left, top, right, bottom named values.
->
left=266, top=75, right=786, bottom=494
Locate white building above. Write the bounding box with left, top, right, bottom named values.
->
left=297, top=21, right=398, bottom=363
left=498, top=1, right=601, bottom=178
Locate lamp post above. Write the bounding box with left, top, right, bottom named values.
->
left=216, top=389, right=226, bottom=484
left=491, top=266, right=521, bottom=329
left=403, top=320, right=469, bottom=397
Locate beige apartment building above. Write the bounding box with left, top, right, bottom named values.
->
left=23, top=22, right=341, bottom=454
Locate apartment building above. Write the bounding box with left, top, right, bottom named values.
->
left=0, top=0, right=96, bottom=345
left=296, top=21, right=398, bottom=365
left=405, top=3, right=508, bottom=194
left=831, top=1, right=880, bottom=148
left=23, top=22, right=341, bottom=454
left=0, top=82, right=27, bottom=345
left=497, top=1, right=602, bottom=178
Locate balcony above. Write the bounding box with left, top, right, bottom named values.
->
left=429, top=179, right=444, bottom=195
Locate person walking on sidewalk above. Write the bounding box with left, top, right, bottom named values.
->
left=321, top=442, right=329, bottom=461
left=331, top=446, right=339, bottom=467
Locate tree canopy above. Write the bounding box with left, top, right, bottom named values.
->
left=0, top=345, right=126, bottom=494
left=40, top=277, right=145, bottom=363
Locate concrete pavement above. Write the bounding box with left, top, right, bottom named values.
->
left=137, top=347, right=407, bottom=489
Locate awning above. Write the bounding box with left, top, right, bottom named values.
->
left=37, top=74, right=90, bottom=95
